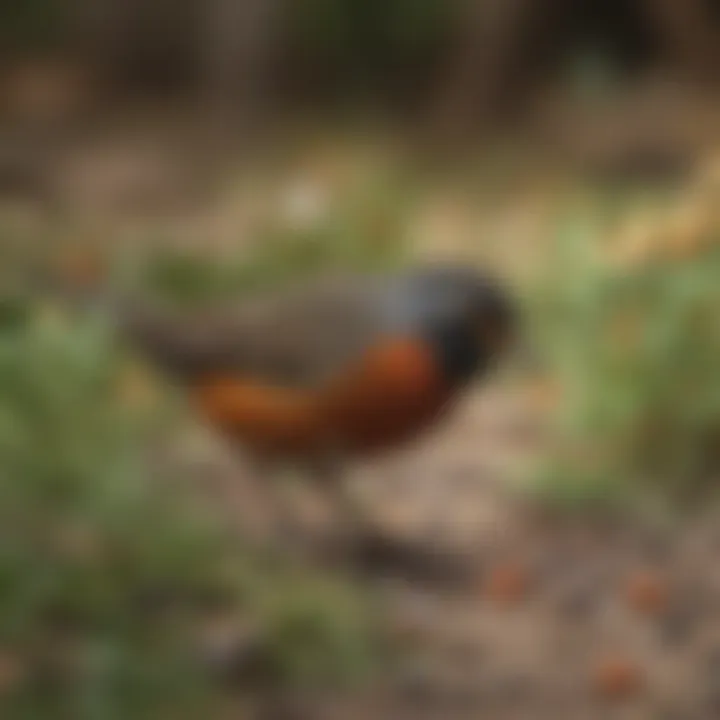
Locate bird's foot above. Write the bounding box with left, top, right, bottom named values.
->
left=341, top=528, right=476, bottom=587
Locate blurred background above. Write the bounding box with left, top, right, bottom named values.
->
left=1, top=1, right=720, bottom=718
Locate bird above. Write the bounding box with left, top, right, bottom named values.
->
left=48, top=261, right=518, bottom=551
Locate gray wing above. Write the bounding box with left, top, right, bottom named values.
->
left=116, top=273, right=395, bottom=388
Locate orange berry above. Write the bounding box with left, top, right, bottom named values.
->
left=486, top=561, right=531, bottom=606
left=624, top=570, right=669, bottom=617
left=593, top=656, right=644, bottom=699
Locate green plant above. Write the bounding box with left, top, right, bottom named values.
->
left=533, top=202, right=720, bottom=511
left=138, top=171, right=409, bottom=306
left=0, top=292, right=380, bottom=719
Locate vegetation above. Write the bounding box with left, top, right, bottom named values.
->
left=0, top=118, right=719, bottom=716
left=138, top=167, right=410, bottom=306
left=534, top=182, right=720, bottom=512
left=0, top=231, right=385, bottom=719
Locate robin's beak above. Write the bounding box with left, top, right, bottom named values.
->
left=481, top=315, right=540, bottom=373
left=480, top=316, right=514, bottom=358
left=507, top=334, right=543, bottom=373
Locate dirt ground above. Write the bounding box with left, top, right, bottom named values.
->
left=198, top=381, right=720, bottom=720
left=5, top=117, right=720, bottom=719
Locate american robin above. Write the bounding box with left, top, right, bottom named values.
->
left=54, top=263, right=518, bottom=548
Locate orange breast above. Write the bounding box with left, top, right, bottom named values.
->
left=319, top=338, right=452, bottom=455
left=193, top=377, right=326, bottom=456
left=192, top=338, right=452, bottom=459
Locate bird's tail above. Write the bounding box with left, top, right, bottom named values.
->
left=18, top=246, right=226, bottom=382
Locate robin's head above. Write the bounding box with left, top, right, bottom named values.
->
left=397, top=266, right=517, bottom=384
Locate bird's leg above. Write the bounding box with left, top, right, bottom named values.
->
left=242, top=454, right=309, bottom=555
left=269, top=470, right=318, bottom=556
left=245, top=451, right=365, bottom=560
left=307, top=454, right=464, bottom=579
left=307, top=454, right=378, bottom=554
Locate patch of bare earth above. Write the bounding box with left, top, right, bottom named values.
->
left=171, top=379, right=720, bottom=720
left=9, top=120, right=720, bottom=718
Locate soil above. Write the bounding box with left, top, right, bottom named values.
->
left=185, top=381, right=720, bottom=720
left=8, top=114, right=720, bottom=719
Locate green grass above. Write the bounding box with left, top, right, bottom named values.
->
left=532, top=195, right=720, bottom=513
left=109, top=164, right=411, bottom=307
left=7, top=152, right=718, bottom=719
left=0, top=285, right=381, bottom=719
left=0, top=168, right=412, bottom=717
